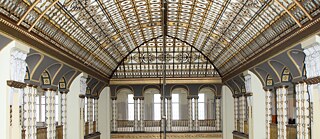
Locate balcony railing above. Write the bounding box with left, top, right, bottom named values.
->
left=113, top=119, right=216, bottom=132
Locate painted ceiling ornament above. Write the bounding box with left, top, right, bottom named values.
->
left=141, top=53, right=156, bottom=64
left=133, top=53, right=141, bottom=63
left=175, top=53, right=190, bottom=63
left=158, top=53, right=173, bottom=62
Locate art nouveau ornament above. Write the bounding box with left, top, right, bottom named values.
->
left=304, top=43, right=320, bottom=78
left=10, top=48, right=27, bottom=82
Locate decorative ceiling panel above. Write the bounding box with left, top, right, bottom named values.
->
left=0, top=0, right=319, bottom=79
left=113, top=36, right=219, bottom=78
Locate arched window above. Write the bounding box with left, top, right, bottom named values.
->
left=85, top=87, right=91, bottom=122
left=198, top=88, right=215, bottom=120
left=171, top=88, right=188, bottom=120
left=128, top=94, right=134, bottom=120
left=36, top=71, right=51, bottom=123
left=116, top=88, right=134, bottom=120
left=153, top=94, right=161, bottom=120
left=172, top=93, right=179, bottom=120
left=143, top=88, right=160, bottom=120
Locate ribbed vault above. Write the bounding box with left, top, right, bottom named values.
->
left=0, top=0, right=319, bottom=79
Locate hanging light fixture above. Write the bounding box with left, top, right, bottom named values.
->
left=161, top=0, right=168, bottom=138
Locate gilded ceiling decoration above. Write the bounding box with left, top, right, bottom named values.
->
left=113, top=36, right=219, bottom=78
left=0, top=0, right=319, bottom=79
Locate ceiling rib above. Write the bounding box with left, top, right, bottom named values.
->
left=29, top=0, right=59, bottom=32
left=17, top=0, right=41, bottom=25
left=274, top=0, right=302, bottom=27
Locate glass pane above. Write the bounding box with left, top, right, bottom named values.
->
left=85, top=102, right=88, bottom=122
left=55, top=104, right=58, bottom=122
left=128, top=104, right=134, bottom=120
left=199, top=103, right=205, bottom=120
left=172, top=94, right=179, bottom=103
left=172, top=103, right=179, bottom=120
left=154, top=94, right=161, bottom=103
left=41, top=104, right=45, bottom=122
left=154, top=103, right=161, bottom=120
left=36, top=96, right=40, bottom=105
left=128, top=94, right=134, bottom=103
left=41, top=96, right=45, bottom=104
left=36, top=105, right=40, bottom=122
left=92, top=99, right=95, bottom=120
left=55, top=95, right=58, bottom=104
left=199, top=93, right=205, bottom=102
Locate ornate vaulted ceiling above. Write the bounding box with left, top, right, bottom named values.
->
left=0, top=0, right=319, bottom=79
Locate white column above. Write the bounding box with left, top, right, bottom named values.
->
left=134, top=97, right=138, bottom=131
left=296, top=82, right=310, bottom=139
left=222, top=85, right=235, bottom=139
left=194, top=97, right=199, bottom=131
left=302, top=35, right=320, bottom=139
left=45, top=89, right=56, bottom=139
left=234, top=96, right=238, bottom=131
left=216, top=97, right=221, bottom=131
left=276, top=86, right=288, bottom=139
left=111, top=97, right=117, bottom=132
left=61, top=91, right=67, bottom=139
left=67, top=74, right=87, bottom=139
left=188, top=97, right=193, bottom=131
left=24, top=85, right=38, bottom=139
left=99, top=87, right=110, bottom=139
left=139, top=98, right=144, bottom=132
left=265, top=89, right=272, bottom=139
left=167, top=97, right=172, bottom=131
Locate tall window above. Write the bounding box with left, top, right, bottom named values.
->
left=92, top=99, right=95, bottom=120
left=36, top=95, right=46, bottom=122
left=154, top=94, right=161, bottom=120
left=128, top=94, right=134, bottom=120
left=55, top=94, right=59, bottom=122
left=85, top=97, right=88, bottom=122
left=198, top=93, right=205, bottom=120
left=172, top=94, right=179, bottom=120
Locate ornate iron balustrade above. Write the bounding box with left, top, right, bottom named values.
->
left=113, top=119, right=216, bottom=132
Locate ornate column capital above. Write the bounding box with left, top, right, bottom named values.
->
left=7, top=80, right=26, bottom=88
left=243, top=73, right=252, bottom=93
left=111, top=96, right=117, bottom=100
left=79, top=94, right=86, bottom=99
left=80, top=76, right=87, bottom=95
left=59, top=89, right=69, bottom=94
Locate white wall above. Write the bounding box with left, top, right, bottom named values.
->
left=0, top=41, right=13, bottom=139
left=67, top=75, right=81, bottom=139
left=99, top=87, right=111, bottom=139
left=222, top=85, right=234, bottom=139
left=250, top=71, right=266, bottom=139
